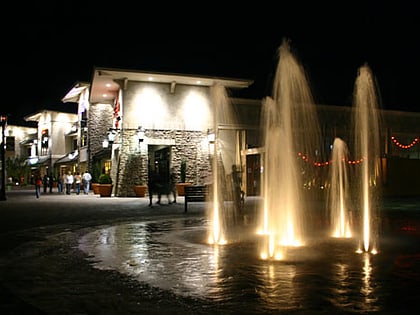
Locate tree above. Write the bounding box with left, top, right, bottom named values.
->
left=5, top=156, right=30, bottom=184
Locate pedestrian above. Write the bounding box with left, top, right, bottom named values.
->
left=43, top=174, right=49, bottom=193
left=62, top=173, right=67, bottom=194
left=168, top=168, right=177, bottom=203
left=49, top=173, right=54, bottom=193
left=74, top=172, right=82, bottom=195
left=35, top=174, right=43, bottom=198
left=57, top=174, right=63, bottom=193
left=148, top=170, right=160, bottom=207
left=66, top=172, right=74, bottom=195
left=82, top=170, right=92, bottom=194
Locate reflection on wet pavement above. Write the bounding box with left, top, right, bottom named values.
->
left=79, top=215, right=420, bottom=313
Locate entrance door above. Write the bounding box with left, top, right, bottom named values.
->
left=148, top=145, right=171, bottom=189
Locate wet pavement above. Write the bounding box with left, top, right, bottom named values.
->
left=0, top=189, right=419, bottom=314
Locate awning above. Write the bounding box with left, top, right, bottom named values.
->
left=93, top=148, right=111, bottom=159
left=20, top=138, right=36, bottom=145
left=54, top=151, right=79, bottom=165
left=27, top=156, right=51, bottom=167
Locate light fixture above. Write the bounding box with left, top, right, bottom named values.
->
left=102, top=128, right=118, bottom=148
left=207, top=129, right=215, bottom=144
left=137, top=126, right=145, bottom=142
left=107, top=129, right=117, bottom=144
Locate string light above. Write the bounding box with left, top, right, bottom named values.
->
left=391, top=136, right=419, bottom=149
left=297, top=152, right=365, bottom=167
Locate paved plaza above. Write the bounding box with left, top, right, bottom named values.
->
left=0, top=189, right=419, bottom=314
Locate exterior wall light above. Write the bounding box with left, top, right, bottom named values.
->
left=207, top=129, right=215, bottom=144
left=137, top=126, right=145, bottom=142
left=103, top=128, right=119, bottom=148
left=107, top=129, right=117, bottom=144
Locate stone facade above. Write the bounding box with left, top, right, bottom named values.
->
left=114, top=129, right=211, bottom=197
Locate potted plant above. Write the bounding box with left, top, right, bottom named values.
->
left=91, top=161, right=102, bottom=194
left=134, top=181, right=147, bottom=197
left=176, top=159, right=191, bottom=196
left=98, top=173, right=113, bottom=197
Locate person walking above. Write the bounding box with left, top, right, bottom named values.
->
left=74, top=172, right=82, bottom=195
left=147, top=170, right=161, bottom=207
left=48, top=173, right=54, bottom=193
left=82, top=170, right=92, bottom=194
left=43, top=174, right=49, bottom=193
left=65, top=172, right=74, bottom=195
left=35, top=174, right=43, bottom=198
left=168, top=168, right=177, bottom=204
left=57, top=174, right=63, bottom=193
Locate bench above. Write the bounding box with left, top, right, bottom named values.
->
left=184, top=185, right=209, bottom=212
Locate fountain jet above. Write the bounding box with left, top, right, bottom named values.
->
left=258, top=39, right=323, bottom=260
left=327, top=137, right=353, bottom=238
left=352, top=64, right=382, bottom=254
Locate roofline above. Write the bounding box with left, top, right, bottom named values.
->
left=93, top=67, right=254, bottom=89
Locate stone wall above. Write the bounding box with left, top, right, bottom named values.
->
left=115, top=129, right=212, bottom=197
left=88, top=103, right=114, bottom=178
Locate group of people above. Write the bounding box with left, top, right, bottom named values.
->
left=148, top=168, right=177, bottom=207
left=35, top=170, right=92, bottom=198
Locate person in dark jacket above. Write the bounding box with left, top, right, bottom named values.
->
left=148, top=170, right=161, bottom=207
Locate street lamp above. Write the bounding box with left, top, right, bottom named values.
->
left=0, top=114, right=7, bottom=201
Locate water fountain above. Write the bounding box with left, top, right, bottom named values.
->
left=352, top=64, right=382, bottom=254
left=257, top=39, right=323, bottom=260
left=327, top=137, right=353, bottom=238
left=73, top=42, right=419, bottom=314
left=207, top=84, right=240, bottom=245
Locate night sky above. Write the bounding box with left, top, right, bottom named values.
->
left=4, top=2, right=420, bottom=126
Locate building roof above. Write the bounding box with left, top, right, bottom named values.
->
left=90, top=67, right=254, bottom=104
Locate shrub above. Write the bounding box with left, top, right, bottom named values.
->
left=98, top=173, right=112, bottom=184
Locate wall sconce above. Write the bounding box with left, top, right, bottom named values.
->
left=137, top=126, right=145, bottom=142
left=103, top=128, right=118, bottom=148
left=207, top=129, right=215, bottom=144
left=107, top=129, right=117, bottom=144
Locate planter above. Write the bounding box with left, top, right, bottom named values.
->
left=134, top=185, right=147, bottom=197
left=92, top=183, right=100, bottom=194
left=98, top=184, right=113, bottom=197
left=176, top=182, right=192, bottom=196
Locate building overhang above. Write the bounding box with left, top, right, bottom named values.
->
left=54, top=151, right=79, bottom=165
left=62, top=82, right=90, bottom=103
left=90, top=67, right=254, bottom=104
left=27, top=156, right=51, bottom=167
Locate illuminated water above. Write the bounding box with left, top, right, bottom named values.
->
left=257, top=39, right=323, bottom=259
left=77, top=43, right=392, bottom=313
left=352, top=64, right=382, bottom=253
left=78, top=200, right=420, bottom=313
left=328, top=137, right=353, bottom=238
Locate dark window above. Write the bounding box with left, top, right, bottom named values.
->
left=6, top=136, right=15, bottom=151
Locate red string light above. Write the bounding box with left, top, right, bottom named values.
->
left=297, top=152, right=365, bottom=167
left=391, top=136, right=419, bottom=149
